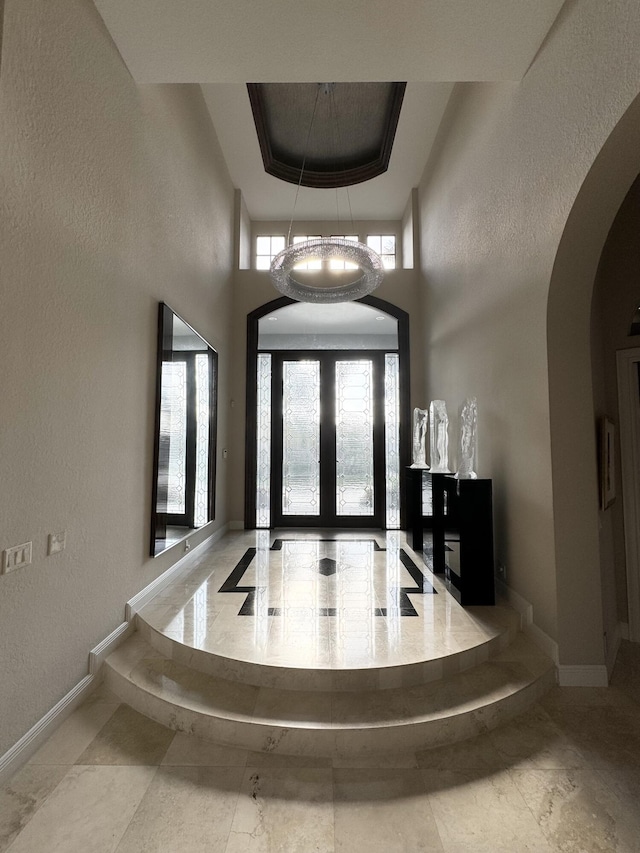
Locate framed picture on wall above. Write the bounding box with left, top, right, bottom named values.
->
left=600, top=416, right=616, bottom=510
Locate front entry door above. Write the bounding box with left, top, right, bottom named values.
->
left=271, top=352, right=385, bottom=527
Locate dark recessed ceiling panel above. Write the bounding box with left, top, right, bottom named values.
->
left=247, top=82, right=406, bottom=188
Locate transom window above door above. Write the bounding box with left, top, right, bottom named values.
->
left=254, top=233, right=399, bottom=270
left=256, top=235, right=285, bottom=269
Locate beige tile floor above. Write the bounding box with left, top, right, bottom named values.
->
left=2, top=642, right=640, bottom=852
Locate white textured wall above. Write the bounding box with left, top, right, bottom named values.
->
left=0, top=1, right=4, bottom=68
left=235, top=190, right=252, bottom=270
left=418, top=0, right=640, bottom=660
left=0, top=0, right=235, bottom=755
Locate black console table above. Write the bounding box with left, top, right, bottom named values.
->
left=405, top=467, right=430, bottom=550
left=406, top=469, right=495, bottom=605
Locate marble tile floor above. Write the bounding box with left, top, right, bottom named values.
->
left=2, top=643, right=640, bottom=853
left=109, top=529, right=553, bottom=757
left=104, top=631, right=555, bottom=758
left=137, top=530, right=520, bottom=681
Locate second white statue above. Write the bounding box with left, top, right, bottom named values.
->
left=429, top=400, right=450, bottom=473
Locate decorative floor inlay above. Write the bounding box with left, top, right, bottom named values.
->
left=138, top=531, right=517, bottom=671
left=219, top=538, right=435, bottom=618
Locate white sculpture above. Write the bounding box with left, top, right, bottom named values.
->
left=411, top=407, right=429, bottom=468
left=456, top=397, right=478, bottom=480
left=429, top=400, right=450, bottom=473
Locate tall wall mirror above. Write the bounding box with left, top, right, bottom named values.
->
left=151, top=303, right=218, bottom=556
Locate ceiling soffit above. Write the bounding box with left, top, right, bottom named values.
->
left=247, top=83, right=406, bottom=189
left=92, top=1, right=566, bottom=83
left=93, top=0, right=566, bottom=220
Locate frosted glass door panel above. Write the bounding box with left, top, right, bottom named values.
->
left=256, top=354, right=272, bottom=528
left=336, top=360, right=374, bottom=516
left=194, top=354, right=210, bottom=527
left=384, top=353, right=401, bottom=528
left=160, top=361, right=188, bottom=514
left=282, top=361, right=320, bottom=516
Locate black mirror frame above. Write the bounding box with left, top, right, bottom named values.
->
left=150, top=303, right=218, bottom=557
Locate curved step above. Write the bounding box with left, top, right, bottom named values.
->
left=135, top=604, right=522, bottom=693
left=104, top=632, right=555, bottom=758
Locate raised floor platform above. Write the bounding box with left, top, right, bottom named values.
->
left=105, top=530, right=555, bottom=758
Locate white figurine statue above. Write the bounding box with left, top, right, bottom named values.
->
left=429, top=400, right=450, bottom=473
left=456, top=397, right=478, bottom=479
left=411, top=407, right=429, bottom=468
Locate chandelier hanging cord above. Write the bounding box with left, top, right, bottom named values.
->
left=270, top=83, right=385, bottom=303
left=330, top=95, right=340, bottom=227
left=328, top=86, right=342, bottom=229
left=286, top=84, right=321, bottom=246
left=329, top=85, right=355, bottom=232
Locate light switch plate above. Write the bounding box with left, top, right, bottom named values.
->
left=2, top=542, right=32, bottom=573
left=48, top=531, right=66, bottom=555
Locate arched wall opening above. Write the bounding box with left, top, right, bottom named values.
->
left=548, top=91, right=640, bottom=677
left=591, top=176, right=640, bottom=653
left=244, top=295, right=411, bottom=529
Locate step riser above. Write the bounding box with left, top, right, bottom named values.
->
left=105, top=659, right=555, bottom=758
left=136, top=616, right=518, bottom=693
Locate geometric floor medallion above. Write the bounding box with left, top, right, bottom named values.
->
left=218, top=537, right=435, bottom=617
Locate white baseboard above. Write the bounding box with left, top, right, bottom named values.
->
left=495, top=577, right=531, bottom=629
left=0, top=617, right=136, bottom=784
left=0, top=673, right=96, bottom=785
left=497, top=584, right=628, bottom=683
left=501, top=593, right=612, bottom=685
left=125, top=523, right=229, bottom=620
left=558, top=665, right=609, bottom=687
left=495, top=578, right=559, bottom=664
left=89, top=621, right=133, bottom=675
left=0, top=525, right=227, bottom=785
left=604, top=621, right=626, bottom=678
left=525, top=621, right=559, bottom=665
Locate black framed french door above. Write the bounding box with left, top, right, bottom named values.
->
left=270, top=351, right=386, bottom=528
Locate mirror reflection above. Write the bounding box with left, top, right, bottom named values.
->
left=151, top=303, right=218, bottom=556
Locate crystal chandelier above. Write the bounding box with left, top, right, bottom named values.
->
left=270, top=237, right=384, bottom=304
left=269, top=85, right=385, bottom=304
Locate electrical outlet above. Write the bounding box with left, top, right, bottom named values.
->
left=2, top=542, right=33, bottom=574
left=497, top=561, right=507, bottom=581
left=48, top=531, right=66, bottom=555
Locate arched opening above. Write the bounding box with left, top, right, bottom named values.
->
left=244, top=295, right=410, bottom=529
left=547, top=92, right=640, bottom=675
left=592, top=174, right=640, bottom=646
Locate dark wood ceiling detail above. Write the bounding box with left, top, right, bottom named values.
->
left=247, top=82, right=406, bottom=189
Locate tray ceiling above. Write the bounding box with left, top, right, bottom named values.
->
left=248, top=83, right=406, bottom=189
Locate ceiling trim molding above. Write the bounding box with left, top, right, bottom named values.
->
left=247, top=83, right=406, bottom=189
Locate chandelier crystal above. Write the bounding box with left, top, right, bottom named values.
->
left=270, top=237, right=384, bottom=304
